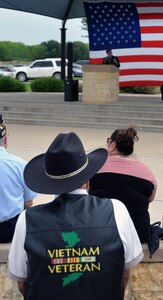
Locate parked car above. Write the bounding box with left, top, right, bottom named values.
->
left=14, top=64, right=26, bottom=67
left=12, top=58, right=66, bottom=82
left=0, top=65, right=14, bottom=77
left=72, top=63, right=83, bottom=77
left=75, top=60, right=90, bottom=65
left=12, top=58, right=82, bottom=82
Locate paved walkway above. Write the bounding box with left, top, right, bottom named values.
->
left=7, top=121, right=163, bottom=224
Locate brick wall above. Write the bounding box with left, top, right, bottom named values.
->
left=0, top=242, right=163, bottom=300
left=82, top=64, right=119, bottom=103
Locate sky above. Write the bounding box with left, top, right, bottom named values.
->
left=0, top=8, right=88, bottom=45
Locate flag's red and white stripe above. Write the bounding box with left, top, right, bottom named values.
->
left=90, top=2, right=163, bottom=86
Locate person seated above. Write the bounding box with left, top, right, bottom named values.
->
left=102, top=48, right=120, bottom=68
left=0, top=115, right=38, bottom=243
left=89, top=126, right=163, bottom=256
left=8, top=132, right=143, bottom=298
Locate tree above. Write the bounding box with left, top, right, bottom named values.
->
left=41, top=40, right=60, bottom=58
left=0, top=43, right=9, bottom=60
left=72, top=41, right=89, bottom=62
left=28, top=44, right=47, bottom=60
left=0, top=39, right=89, bottom=63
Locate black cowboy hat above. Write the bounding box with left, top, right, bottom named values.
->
left=24, top=132, right=108, bottom=194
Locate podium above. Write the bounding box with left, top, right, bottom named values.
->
left=82, top=65, right=119, bottom=103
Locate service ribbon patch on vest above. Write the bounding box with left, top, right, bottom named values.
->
left=47, top=231, right=101, bottom=286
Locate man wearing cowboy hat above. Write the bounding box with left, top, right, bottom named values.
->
left=8, top=132, right=143, bottom=299
left=0, top=115, right=37, bottom=243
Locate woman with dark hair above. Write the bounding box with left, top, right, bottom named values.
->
left=89, top=126, right=158, bottom=245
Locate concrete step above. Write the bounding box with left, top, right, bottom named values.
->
left=6, top=116, right=163, bottom=133
left=2, top=110, right=163, bottom=125
left=0, top=98, right=163, bottom=110
left=1, top=92, right=163, bottom=109
left=0, top=92, right=163, bottom=133
left=1, top=105, right=163, bottom=119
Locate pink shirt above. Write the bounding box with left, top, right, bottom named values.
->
left=99, top=155, right=157, bottom=202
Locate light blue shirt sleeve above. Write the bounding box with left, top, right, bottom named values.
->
left=0, top=147, right=38, bottom=222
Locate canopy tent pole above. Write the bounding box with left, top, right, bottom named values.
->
left=60, top=21, right=66, bottom=80
left=60, top=0, right=74, bottom=80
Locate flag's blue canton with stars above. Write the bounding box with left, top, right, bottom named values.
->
left=84, top=2, right=141, bottom=51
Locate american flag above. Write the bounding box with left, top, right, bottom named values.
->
left=84, top=1, right=163, bottom=87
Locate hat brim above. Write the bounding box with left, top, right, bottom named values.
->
left=24, top=148, right=108, bottom=194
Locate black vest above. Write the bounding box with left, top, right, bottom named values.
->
left=24, top=194, right=125, bottom=300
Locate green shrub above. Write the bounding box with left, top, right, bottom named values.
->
left=31, top=77, right=64, bottom=92
left=0, top=77, right=26, bottom=92
left=120, top=86, right=159, bottom=94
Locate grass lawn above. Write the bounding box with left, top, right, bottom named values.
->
left=24, top=82, right=32, bottom=92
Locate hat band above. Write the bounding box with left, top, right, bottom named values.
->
left=45, top=158, right=88, bottom=179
